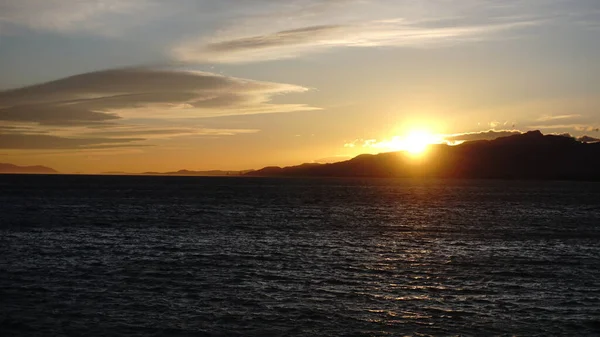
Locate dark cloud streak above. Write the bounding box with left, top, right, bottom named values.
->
left=0, top=134, right=143, bottom=150
left=0, top=67, right=312, bottom=126
left=0, top=103, right=120, bottom=126
left=0, top=67, right=310, bottom=150
left=205, top=25, right=343, bottom=52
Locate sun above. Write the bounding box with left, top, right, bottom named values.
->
left=364, top=129, right=439, bottom=155
left=403, top=130, right=436, bottom=155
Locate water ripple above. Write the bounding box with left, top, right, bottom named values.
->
left=1, top=176, right=600, bottom=336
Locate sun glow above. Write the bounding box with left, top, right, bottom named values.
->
left=403, top=130, right=435, bottom=154
left=379, top=130, right=438, bottom=155
left=345, top=129, right=441, bottom=156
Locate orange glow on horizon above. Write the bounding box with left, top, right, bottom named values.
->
left=378, top=130, right=440, bottom=156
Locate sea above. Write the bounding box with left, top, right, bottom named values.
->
left=1, top=174, right=600, bottom=336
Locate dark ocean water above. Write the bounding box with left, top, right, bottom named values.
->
left=1, top=175, right=600, bottom=336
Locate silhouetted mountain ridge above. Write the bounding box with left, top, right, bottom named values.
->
left=0, top=163, right=57, bottom=174
left=248, top=131, right=600, bottom=180
left=140, top=169, right=253, bottom=176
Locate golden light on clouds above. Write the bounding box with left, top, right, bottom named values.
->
left=344, top=129, right=442, bottom=155
left=2, top=0, right=599, bottom=173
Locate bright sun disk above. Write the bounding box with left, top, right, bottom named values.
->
left=403, top=130, right=435, bottom=155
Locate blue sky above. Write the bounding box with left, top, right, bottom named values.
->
left=1, top=0, right=599, bottom=172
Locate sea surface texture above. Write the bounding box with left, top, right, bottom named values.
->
left=1, top=175, right=600, bottom=336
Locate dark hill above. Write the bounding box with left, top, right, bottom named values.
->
left=140, top=169, right=253, bottom=176
left=248, top=131, right=600, bottom=180
left=0, top=163, right=57, bottom=174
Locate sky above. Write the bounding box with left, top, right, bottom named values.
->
left=1, top=0, right=600, bottom=173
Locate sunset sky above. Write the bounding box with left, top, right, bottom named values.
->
left=1, top=0, right=600, bottom=173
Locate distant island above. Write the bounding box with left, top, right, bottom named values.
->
left=141, top=169, right=254, bottom=176
left=101, top=169, right=254, bottom=176
left=248, top=131, right=600, bottom=180
left=0, top=163, right=58, bottom=174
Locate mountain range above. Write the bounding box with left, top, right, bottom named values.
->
left=0, top=163, right=58, bottom=174
left=248, top=131, right=600, bottom=180
left=139, top=169, right=253, bottom=176
left=4, top=131, right=599, bottom=179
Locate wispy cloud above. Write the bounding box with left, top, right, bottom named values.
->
left=0, top=67, right=315, bottom=125
left=536, top=114, right=581, bottom=122
left=0, top=126, right=261, bottom=150
left=0, top=133, right=144, bottom=150
left=174, top=18, right=539, bottom=63
left=74, top=127, right=260, bottom=139
left=0, top=67, right=312, bottom=149
left=171, top=0, right=600, bottom=64
left=0, top=0, right=360, bottom=36
left=0, top=0, right=156, bottom=36
left=527, top=124, right=600, bottom=131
